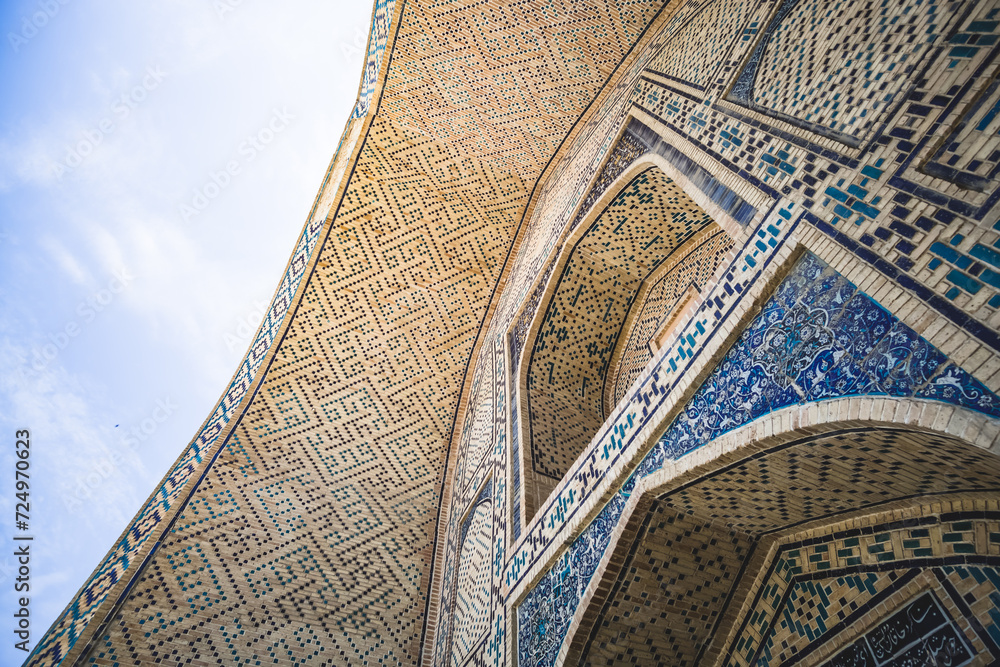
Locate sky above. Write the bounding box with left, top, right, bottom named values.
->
left=0, top=1, right=371, bottom=662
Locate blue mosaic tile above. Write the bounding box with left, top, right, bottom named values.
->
left=916, top=364, right=1000, bottom=419
left=516, top=492, right=627, bottom=667
left=829, top=294, right=893, bottom=362
left=883, top=331, right=949, bottom=398
left=516, top=251, right=1000, bottom=667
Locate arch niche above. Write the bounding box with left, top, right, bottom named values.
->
left=569, top=420, right=1000, bottom=666
left=517, top=162, right=736, bottom=524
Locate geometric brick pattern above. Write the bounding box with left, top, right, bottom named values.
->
left=526, top=167, right=715, bottom=483
left=577, top=428, right=1000, bottom=666
left=608, top=226, right=733, bottom=407
left=918, top=6, right=1000, bottom=194
left=29, top=2, right=404, bottom=662
left=759, top=565, right=998, bottom=666
left=638, top=0, right=1000, bottom=337
left=646, top=0, right=752, bottom=93
left=35, top=0, right=1000, bottom=665
left=447, top=480, right=494, bottom=666
left=465, top=0, right=1000, bottom=661
left=518, top=247, right=1000, bottom=666
left=740, top=521, right=1000, bottom=666
left=508, top=129, right=648, bottom=534
left=730, top=0, right=958, bottom=147
left=579, top=507, right=754, bottom=666
left=507, top=0, right=1000, bottom=626
left=26, top=0, right=671, bottom=664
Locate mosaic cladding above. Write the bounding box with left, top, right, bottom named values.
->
left=508, top=0, right=1000, bottom=636
left=515, top=252, right=1000, bottom=667
left=608, top=226, right=734, bottom=408
left=527, top=431, right=1000, bottom=667
left=508, top=127, right=646, bottom=537
left=30, top=0, right=671, bottom=665
left=25, top=1, right=398, bottom=660
left=37, top=0, right=1000, bottom=665
left=526, top=167, right=715, bottom=482
left=578, top=434, right=1000, bottom=667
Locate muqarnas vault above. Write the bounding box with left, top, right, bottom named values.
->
left=26, top=0, right=1000, bottom=665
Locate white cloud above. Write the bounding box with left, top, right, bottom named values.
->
left=37, top=235, right=91, bottom=286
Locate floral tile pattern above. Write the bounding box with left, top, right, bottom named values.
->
left=516, top=251, right=1000, bottom=667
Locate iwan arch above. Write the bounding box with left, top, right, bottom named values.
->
left=29, top=0, right=1000, bottom=665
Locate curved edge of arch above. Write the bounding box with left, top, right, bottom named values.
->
left=420, top=3, right=688, bottom=661
left=25, top=2, right=407, bottom=664
left=549, top=398, right=1000, bottom=666
left=513, top=129, right=773, bottom=530
left=516, top=152, right=730, bottom=525
left=602, top=223, right=732, bottom=417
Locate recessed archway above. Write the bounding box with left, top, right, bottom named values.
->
left=569, top=424, right=1000, bottom=666
left=519, top=164, right=734, bottom=523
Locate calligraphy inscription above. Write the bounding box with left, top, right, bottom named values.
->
left=824, top=592, right=974, bottom=667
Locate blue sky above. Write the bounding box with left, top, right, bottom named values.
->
left=0, top=1, right=370, bottom=661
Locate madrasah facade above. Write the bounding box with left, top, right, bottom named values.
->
left=27, top=0, right=1000, bottom=665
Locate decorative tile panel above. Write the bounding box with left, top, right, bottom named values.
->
left=526, top=167, right=714, bottom=482
left=729, top=0, right=963, bottom=148
left=32, top=0, right=674, bottom=664
left=571, top=436, right=1000, bottom=667
left=646, top=0, right=753, bottom=93
left=514, top=250, right=1000, bottom=666
left=609, top=227, right=733, bottom=408
left=448, top=480, right=494, bottom=666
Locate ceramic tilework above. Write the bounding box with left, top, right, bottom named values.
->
left=24, top=0, right=397, bottom=654
left=483, top=0, right=1000, bottom=662
left=508, top=128, right=646, bottom=542
left=42, top=0, right=1000, bottom=663
left=646, top=0, right=752, bottom=92
left=762, top=577, right=988, bottom=667
left=505, top=195, right=794, bottom=597
left=731, top=0, right=958, bottom=147
left=631, top=0, right=1000, bottom=349
left=352, top=0, right=395, bottom=119
left=515, top=492, right=628, bottom=667
left=34, top=0, right=673, bottom=664
left=514, top=250, right=1000, bottom=666
left=652, top=252, right=1000, bottom=463
left=921, top=7, right=1000, bottom=192
left=432, top=337, right=511, bottom=667
left=609, top=228, right=734, bottom=408
left=526, top=167, right=714, bottom=482
left=566, top=131, right=648, bottom=236
left=454, top=354, right=496, bottom=498
left=734, top=517, right=1000, bottom=666
left=448, top=480, right=494, bottom=666
left=628, top=117, right=757, bottom=224
left=577, top=430, right=1000, bottom=666
left=579, top=505, right=754, bottom=667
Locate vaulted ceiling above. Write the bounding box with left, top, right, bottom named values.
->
left=59, top=1, right=671, bottom=664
